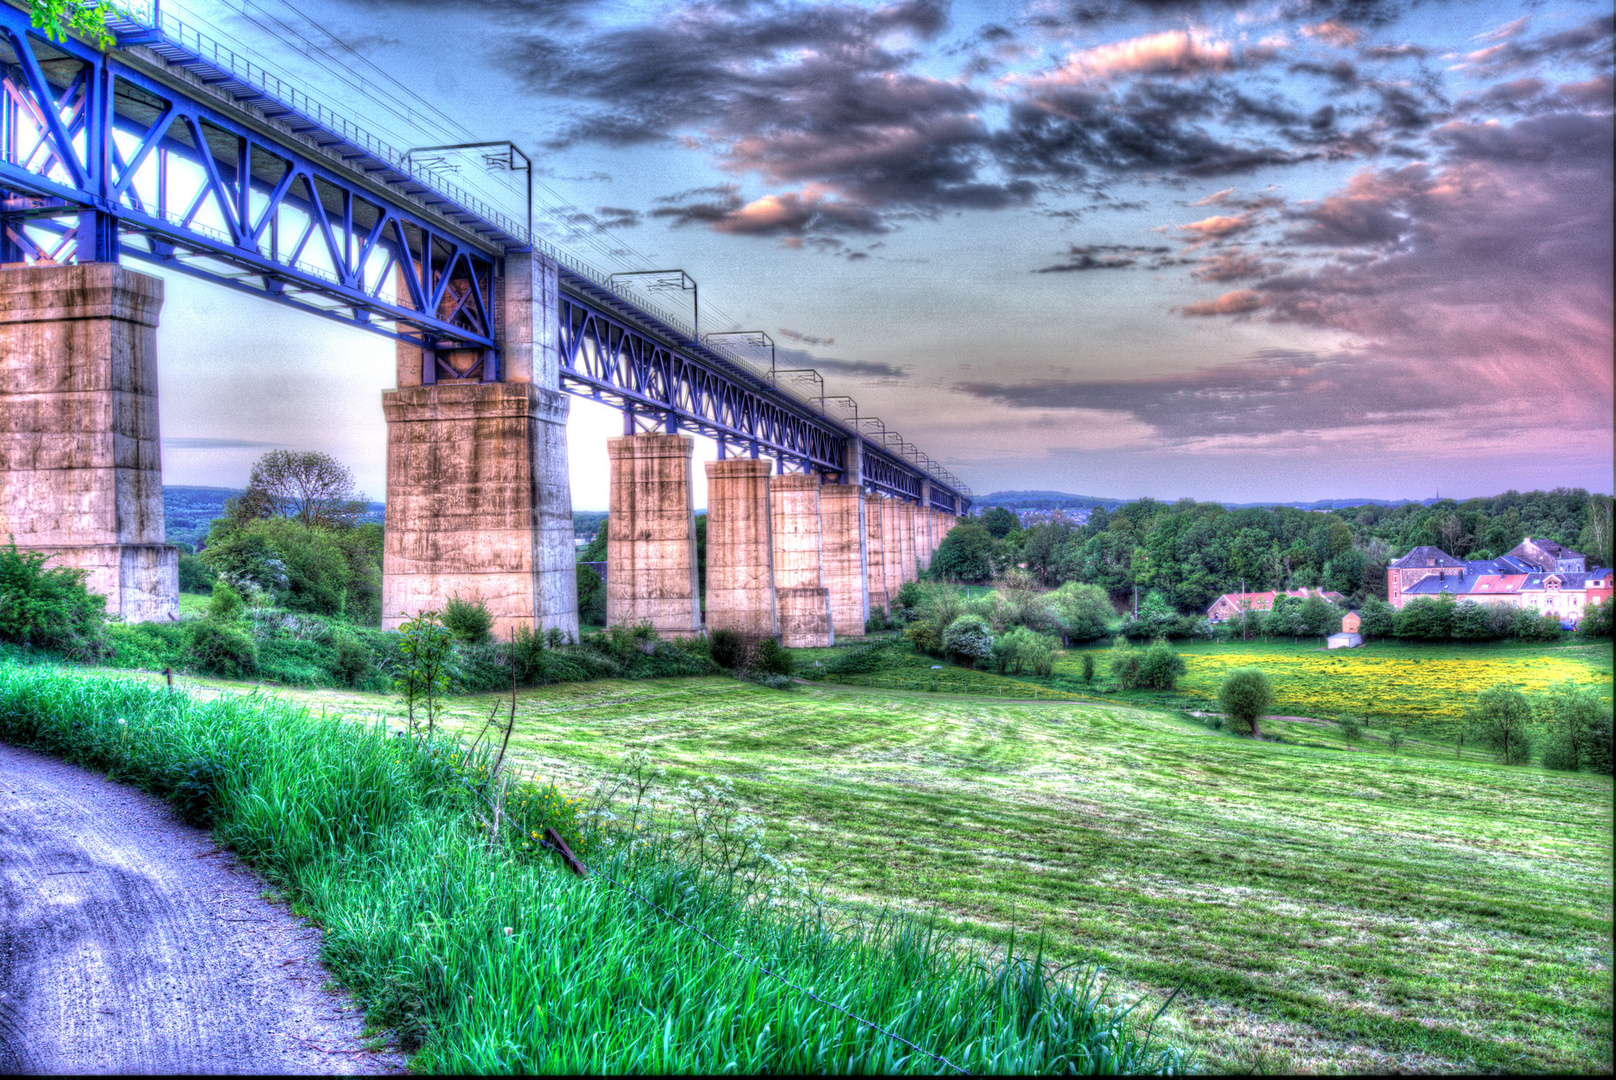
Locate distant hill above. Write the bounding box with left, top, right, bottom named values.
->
left=976, top=490, right=1129, bottom=509
left=163, top=485, right=385, bottom=550
left=975, top=490, right=1440, bottom=514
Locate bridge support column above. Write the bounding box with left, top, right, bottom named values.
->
left=820, top=484, right=868, bottom=638
left=704, top=459, right=777, bottom=638
left=607, top=434, right=701, bottom=636
left=770, top=474, right=832, bottom=648
left=0, top=264, right=176, bottom=622
left=382, top=382, right=577, bottom=640
left=864, top=492, right=888, bottom=618
left=890, top=498, right=916, bottom=587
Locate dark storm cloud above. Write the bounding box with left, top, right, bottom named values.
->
left=1041, top=0, right=1435, bottom=29
left=776, top=345, right=907, bottom=379
left=486, top=0, right=1028, bottom=228
left=1034, top=243, right=1175, bottom=271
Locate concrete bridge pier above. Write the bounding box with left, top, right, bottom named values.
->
left=820, top=484, right=868, bottom=638
left=770, top=473, right=832, bottom=647
left=0, top=263, right=177, bottom=623
left=704, top=458, right=777, bottom=638
left=383, top=250, right=577, bottom=640
left=607, top=434, right=702, bottom=636
left=894, top=499, right=918, bottom=586
left=864, top=492, right=889, bottom=618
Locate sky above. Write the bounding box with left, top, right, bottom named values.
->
left=146, top=0, right=1613, bottom=510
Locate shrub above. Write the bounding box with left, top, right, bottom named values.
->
left=991, top=626, right=1058, bottom=676
left=1536, top=680, right=1613, bottom=774
left=442, top=594, right=494, bottom=645
left=1048, top=581, right=1112, bottom=643
left=710, top=628, right=747, bottom=670
left=208, top=581, right=245, bottom=623
left=1576, top=596, right=1613, bottom=639
left=1217, top=667, right=1272, bottom=738
left=332, top=633, right=375, bottom=688
left=754, top=672, right=794, bottom=690
left=942, top=614, right=993, bottom=668
left=0, top=543, right=107, bottom=657
left=903, top=620, right=942, bottom=656
left=890, top=581, right=925, bottom=624
left=1081, top=654, right=1095, bottom=683
left=187, top=620, right=259, bottom=678
left=1136, top=639, right=1185, bottom=690
left=395, top=611, right=455, bottom=736
left=820, top=642, right=900, bottom=676
left=1338, top=716, right=1363, bottom=744
left=752, top=637, right=793, bottom=677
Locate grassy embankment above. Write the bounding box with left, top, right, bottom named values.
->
left=127, top=658, right=1615, bottom=1074
left=0, top=661, right=1184, bottom=1075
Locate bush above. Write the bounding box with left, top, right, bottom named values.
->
left=903, top=620, right=942, bottom=656
left=818, top=642, right=900, bottom=677
left=990, top=626, right=1058, bottom=676
left=1136, top=639, right=1185, bottom=690
left=1338, top=716, right=1363, bottom=744
left=1576, top=596, right=1613, bottom=639
left=332, top=633, right=375, bottom=688
left=942, top=614, right=993, bottom=668
left=0, top=543, right=107, bottom=658
left=1217, top=667, right=1272, bottom=738
left=710, top=628, right=747, bottom=671
left=752, top=637, right=793, bottom=677
left=187, top=620, right=259, bottom=678
left=1081, top=654, right=1095, bottom=683
left=442, top=595, right=495, bottom=645
left=1048, top=582, right=1112, bottom=643
left=1536, top=680, right=1613, bottom=774
left=753, top=672, right=795, bottom=690
left=208, top=581, right=245, bottom=623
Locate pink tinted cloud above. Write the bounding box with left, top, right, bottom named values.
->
left=1029, top=30, right=1251, bottom=86
left=1179, top=289, right=1265, bottom=315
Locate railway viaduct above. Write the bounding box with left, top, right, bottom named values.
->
left=0, top=2, right=970, bottom=646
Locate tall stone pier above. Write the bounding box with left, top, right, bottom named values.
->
left=880, top=498, right=905, bottom=594
left=864, top=492, right=889, bottom=617
left=896, top=500, right=918, bottom=584
left=819, top=484, right=868, bottom=638
left=704, top=458, right=777, bottom=638
left=383, top=251, right=577, bottom=640
left=607, top=434, right=701, bottom=636
left=0, top=264, right=176, bottom=622
left=770, top=473, right=832, bottom=647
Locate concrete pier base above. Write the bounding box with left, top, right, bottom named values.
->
left=880, top=497, right=905, bottom=598
left=383, top=382, right=577, bottom=640
left=705, top=459, right=778, bottom=638
left=770, top=474, right=831, bottom=647
left=819, top=484, right=868, bottom=638
left=864, top=492, right=888, bottom=618
left=0, top=264, right=176, bottom=623
left=607, top=434, right=701, bottom=636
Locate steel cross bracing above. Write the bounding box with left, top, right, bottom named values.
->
left=0, top=1, right=972, bottom=513
left=0, top=1, right=500, bottom=362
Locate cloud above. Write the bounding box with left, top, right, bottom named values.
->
left=1029, top=31, right=1248, bottom=84
left=1191, top=248, right=1283, bottom=281
left=777, top=328, right=834, bottom=346
left=1177, top=213, right=1258, bottom=240
left=495, top=0, right=1029, bottom=228
left=1034, top=243, right=1175, bottom=272
left=1302, top=21, right=1362, bottom=48
left=775, top=345, right=907, bottom=379
left=593, top=206, right=642, bottom=229
left=1457, top=13, right=1615, bottom=79
left=1179, top=288, right=1265, bottom=315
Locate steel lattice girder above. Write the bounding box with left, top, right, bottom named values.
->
left=0, top=6, right=495, bottom=350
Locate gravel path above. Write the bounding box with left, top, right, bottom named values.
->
left=0, top=742, right=407, bottom=1074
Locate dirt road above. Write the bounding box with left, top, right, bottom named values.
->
left=0, top=742, right=405, bottom=1074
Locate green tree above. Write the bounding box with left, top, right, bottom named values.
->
left=1298, top=594, right=1337, bottom=638
left=29, top=0, right=120, bottom=48
left=1135, top=639, right=1185, bottom=690
left=1576, top=596, right=1613, bottom=639
left=576, top=564, right=607, bottom=626
left=931, top=522, right=996, bottom=583
left=1047, top=581, right=1112, bottom=643
left=979, top=507, right=1021, bottom=539
left=1536, top=680, right=1613, bottom=774
left=1217, top=667, right=1272, bottom=739
left=395, top=611, right=455, bottom=737
left=1464, top=684, right=1534, bottom=765
left=442, top=595, right=494, bottom=645
left=239, top=450, right=369, bottom=529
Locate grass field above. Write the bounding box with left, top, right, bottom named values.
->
left=119, top=664, right=1614, bottom=1074
left=802, top=637, right=1613, bottom=734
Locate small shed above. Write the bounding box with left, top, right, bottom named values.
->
left=1341, top=610, right=1361, bottom=634
left=1327, top=632, right=1363, bottom=649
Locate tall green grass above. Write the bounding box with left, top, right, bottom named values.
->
left=0, top=662, right=1187, bottom=1074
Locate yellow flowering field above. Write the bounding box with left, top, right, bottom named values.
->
left=1169, top=641, right=1613, bottom=728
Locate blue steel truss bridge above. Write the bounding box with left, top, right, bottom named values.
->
left=0, top=0, right=970, bottom=513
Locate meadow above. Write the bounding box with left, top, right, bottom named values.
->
left=133, top=665, right=1615, bottom=1074
left=803, top=636, right=1613, bottom=734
